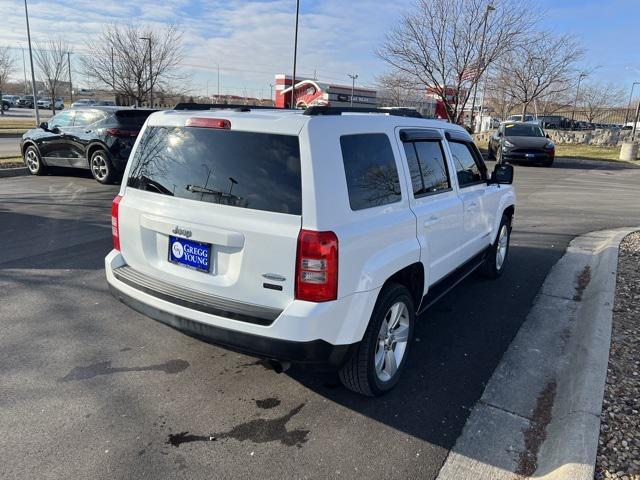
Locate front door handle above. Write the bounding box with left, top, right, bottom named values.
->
left=466, top=201, right=479, bottom=210
left=85, top=129, right=92, bottom=133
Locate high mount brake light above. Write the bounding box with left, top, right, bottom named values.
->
left=295, top=230, right=338, bottom=302
left=111, top=195, right=122, bottom=251
left=185, top=117, right=231, bottom=129
left=106, top=128, right=139, bottom=137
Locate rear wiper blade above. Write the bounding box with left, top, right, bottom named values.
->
left=186, top=184, right=219, bottom=195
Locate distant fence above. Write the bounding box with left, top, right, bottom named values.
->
left=529, top=107, right=630, bottom=128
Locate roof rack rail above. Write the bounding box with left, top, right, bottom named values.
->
left=303, top=106, right=423, bottom=118
left=173, top=102, right=280, bottom=111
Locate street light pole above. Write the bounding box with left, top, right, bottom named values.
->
left=348, top=74, right=358, bottom=107
left=66, top=51, right=73, bottom=103
left=23, top=0, right=40, bottom=125
left=469, top=4, right=495, bottom=132
left=623, top=81, right=639, bottom=126
left=291, top=0, right=300, bottom=109
left=571, top=73, right=587, bottom=124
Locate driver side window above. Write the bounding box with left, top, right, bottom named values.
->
left=49, top=110, right=75, bottom=129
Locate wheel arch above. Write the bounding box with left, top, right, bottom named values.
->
left=21, top=140, right=39, bottom=157
left=381, top=262, right=425, bottom=313
left=85, top=141, right=110, bottom=165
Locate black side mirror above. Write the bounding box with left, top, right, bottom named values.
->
left=490, top=163, right=514, bottom=185
left=546, top=133, right=550, bottom=138
left=39, top=121, right=48, bottom=131
left=497, top=131, right=502, bottom=137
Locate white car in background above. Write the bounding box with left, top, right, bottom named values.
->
left=37, top=97, right=64, bottom=110
left=106, top=105, right=516, bottom=396
left=506, top=114, right=539, bottom=124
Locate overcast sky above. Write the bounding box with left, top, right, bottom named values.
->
left=2, top=0, right=638, bottom=99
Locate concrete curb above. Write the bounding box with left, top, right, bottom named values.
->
left=436, top=227, right=638, bottom=480
left=0, top=167, right=28, bottom=178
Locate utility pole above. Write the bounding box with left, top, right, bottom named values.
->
left=66, top=51, right=73, bottom=103
left=571, top=73, right=587, bottom=124
left=217, top=63, right=220, bottom=100
left=291, top=0, right=300, bottom=109
left=23, top=0, right=39, bottom=125
left=469, top=4, right=495, bottom=132
left=20, top=47, right=27, bottom=94
left=623, top=81, right=639, bottom=126
left=348, top=74, right=358, bottom=107
left=270, top=83, right=274, bottom=105
left=139, top=36, right=152, bottom=107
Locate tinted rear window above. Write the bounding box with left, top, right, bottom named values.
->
left=116, top=110, right=155, bottom=127
left=340, top=133, right=401, bottom=210
left=127, top=126, right=302, bottom=215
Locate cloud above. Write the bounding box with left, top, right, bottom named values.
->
left=0, top=0, right=411, bottom=94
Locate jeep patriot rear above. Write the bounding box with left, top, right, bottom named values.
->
left=105, top=106, right=516, bottom=396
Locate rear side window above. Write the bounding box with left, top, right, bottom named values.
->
left=340, top=133, right=401, bottom=210
left=403, top=141, right=451, bottom=197
left=449, top=141, right=484, bottom=187
left=127, top=126, right=302, bottom=215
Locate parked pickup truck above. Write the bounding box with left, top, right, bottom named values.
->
left=105, top=105, right=516, bottom=396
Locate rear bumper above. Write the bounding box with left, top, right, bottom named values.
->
left=109, top=283, right=353, bottom=365
left=105, top=250, right=378, bottom=365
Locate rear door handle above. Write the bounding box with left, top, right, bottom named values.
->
left=84, top=129, right=92, bottom=133
left=466, top=201, right=479, bottom=210
left=423, top=215, right=439, bottom=227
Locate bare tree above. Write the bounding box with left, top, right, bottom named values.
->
left=495, top=32, right=584, bottom=118
left=0, top=46, right=16, bottom=115
left=578, top=81, right=625, bottom=123
left=378, top=0, right=536, bottom=123
left=377, top=71, right=420, bottom=107
left=81, top=24, right=185, bottom=106
left=536, top=89, right=575, bottom=116
left=34, top=37, right=69, bottom=115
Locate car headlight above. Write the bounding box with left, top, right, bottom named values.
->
left=503, top=140, right=515, bottom=148
left=544, top=141, right=555, bottom=150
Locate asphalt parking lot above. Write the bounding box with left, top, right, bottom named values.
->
left=1, top=159, right=640, bottom=479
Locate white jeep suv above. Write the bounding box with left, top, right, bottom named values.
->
left=105, top=105, right=516, bottom=396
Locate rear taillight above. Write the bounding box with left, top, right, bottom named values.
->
left=295, top=230, right=338, bottom=302
left=106, top=128, right=139, bottom=137
left=111, top=195, right=122, bottom=251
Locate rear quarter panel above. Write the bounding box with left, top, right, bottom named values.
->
left=302, top=118, right=421, bottom=299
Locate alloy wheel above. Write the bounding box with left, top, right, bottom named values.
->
left=91, top=154, right=109, bottom=181
left=496, top=224, right=509, bottom=270
left=25, top=149, right=39, bottom=173
left=374, top=301, right=410, bottom=382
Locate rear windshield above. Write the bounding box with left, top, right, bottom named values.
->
left=116, top=110, right=155, bottom=127
left=127, top=126, right=302, bottom=215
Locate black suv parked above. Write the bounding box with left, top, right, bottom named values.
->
left=20, top=106, right=156, bottom=184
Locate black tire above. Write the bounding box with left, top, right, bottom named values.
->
left=339, top=283, right=415, bottom=396
left=487, top=144, right=495, bottom=160
left=479, top=214, right=511, bottom=278
left=24, top=145, right=47, bottom=176
left=543, top=159, right=554, bottom=167
left=89, top=149, right=117, bottom=184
